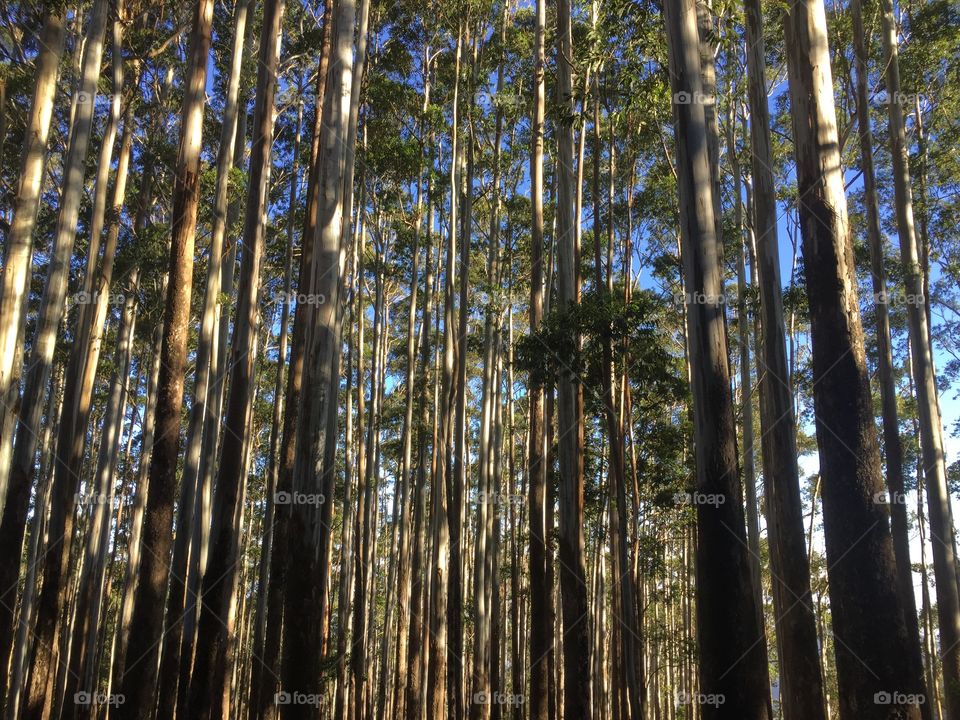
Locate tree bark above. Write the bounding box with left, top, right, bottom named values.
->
left=15, top=2, right=110, bottom=714
left=115, top=0, right=214, bottom=714
left=188, top=0, right=285, bottom=715
left=663, top=0, right=771, bottom=716
left=877, top=0, right=960, bottom=712
left=0, top=11, right=65, bottom=704
left=849, top=1, right=930, bottom=714
left=783, top=1, right=925, bottom=716
left=554, top=0, right=592, bottom=717
left=0, top=11, right=65, bottom=520
left=153, top=3, right=253, bottom=715
left=282, top=0, right=357, bottom=713
left=743, top=1, right=828, bottom=718
left=253, top=2, right=332, bottom=716
left=527, top=3, right=551, bottom=716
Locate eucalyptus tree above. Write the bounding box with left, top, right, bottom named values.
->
left=554, top=0, right=592, bottom=716
left=877, top=0, right=960, bottom=713
left=783, top=0, right=926, bottom=716
left=743, top=0, right=828, bottom=717
left=0, top=9, right=65, bottom=520
left=116, top=0, right=216, bottom=714
left=663, top=0, right=771, bottom=716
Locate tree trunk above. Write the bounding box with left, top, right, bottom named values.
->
left=783, top=1, right=925, bottom=716
left=0, top=10, right=65, bottom=703
left=153, top=3, right=253, bottom=715
left=15, top=2, right=110, bottom=714
left=4, top=366, right=61, bottom=720
left=528, top=3, right=551, bottom=716
left=115, top=0, right=214, bottom=714
left=849, top=1, right=930, bottom=714
left=0, top=10, right=65, bottom=520
left=188, top=0, right=285, bottom=715
left=282, top=0, right=357, bottom=712
left=66, top=271, right=139, bottom=720
left=554, top=1, right=592, bottom=717
left=249, top=82, right=301, bottom=719
left=253, top=2, right=332, bottom=716
left=663, top=0, right=771, bottom=716
left=405, top=58, right=436, bottom=715
left=877, top=0, right=960, bottom=712
left=743, top=1, right=828, bottom=718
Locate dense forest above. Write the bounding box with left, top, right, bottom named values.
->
left=1, top=0, right=959, bottom=717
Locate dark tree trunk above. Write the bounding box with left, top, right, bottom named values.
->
left=783, top=1, right=926, bottom=716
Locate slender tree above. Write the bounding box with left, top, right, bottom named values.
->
left=282, top=0, right=357, bottom=714
left=850, top=0, right=930, bottom=712
left=554, top=0, right=592, bottom=717
left=116, top=0, right=215, bottom=714
left=877, top=0, right=960, bottom=712
left=0, top=10, right=65, bottom=518
left=743, top=1, right=828, bottom=717
left=663, top=0, right=771, bottom=716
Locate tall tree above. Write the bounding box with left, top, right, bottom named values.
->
left=554, top=0, right=592, bottom=717
left=527, top=2, right=551, bottom=717
left=188, top=0, right=285, bottom=715
left=14, top=1, right=111, bottom=714
left=783, top=0, right=925, bottom=716
left=0, top=11, right=65, bottom=704
left=849, top=0, right=930, bottom=712
left=252, top=2, right=333, bottom=716
left=663, top=0, right=771, bottom=716
left=743, top=0, right=828, bottom=717
left=877, top=0, right=960, bottom=713
left=0, top=10, right=65, bottom=519
left=282, top=0, right=357, bottom=713
left=116, top=0, right=215, bottom=714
